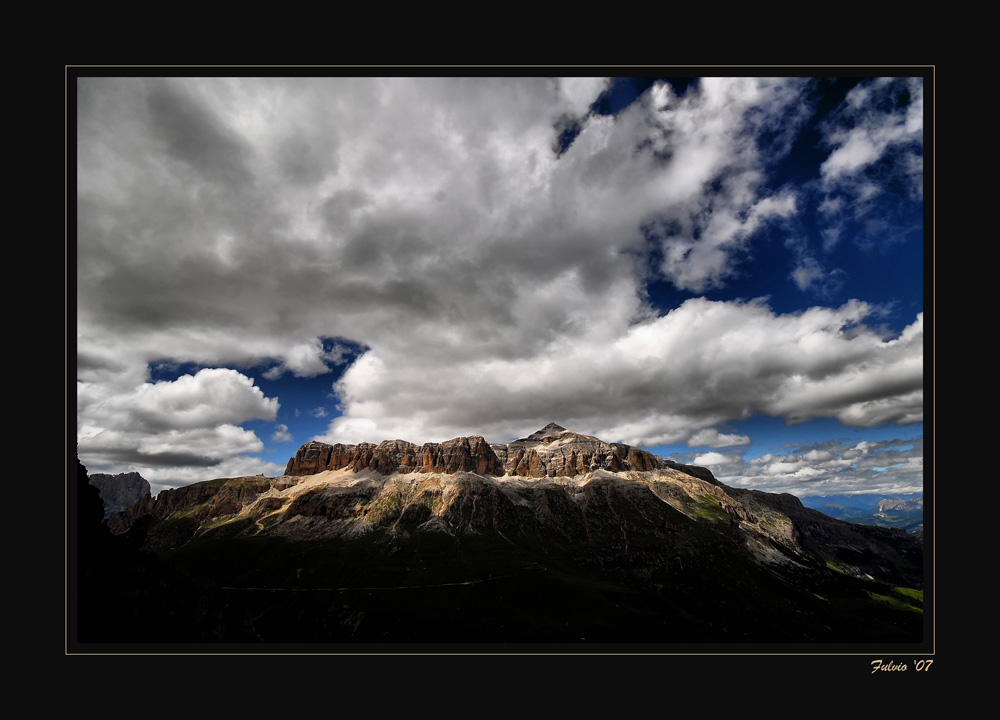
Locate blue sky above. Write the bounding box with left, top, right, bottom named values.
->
left=74, top=71, right=929, bottom=497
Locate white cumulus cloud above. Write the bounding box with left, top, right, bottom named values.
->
left=272, top=424, right=292, bottom=442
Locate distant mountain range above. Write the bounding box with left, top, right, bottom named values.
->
left=800, top=493, right=923, bottom=534
left=73, top=423, right=926, bottom=647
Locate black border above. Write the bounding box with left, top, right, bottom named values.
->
left=66, top=66, right=934, bottom=668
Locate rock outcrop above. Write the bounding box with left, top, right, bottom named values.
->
left=496, top=422, right=667, bottom=477
left=283, top=441, right=356, bottom=475
left=285, top=436, right=504, bottom=476
left=88, top=471, right=152, bottom=519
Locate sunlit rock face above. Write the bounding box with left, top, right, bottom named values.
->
left=496, top=422, right=667, bottom=477
left=284, top=441, right=355, bottom=475
left=285, top=436, right=504, bottom=476
left=284, top=422, right=667, bottom=478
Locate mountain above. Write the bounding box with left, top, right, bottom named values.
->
left=800, top=494, right=924, bottom=533
left=89, top=471, right=151, bottom=519
left=282, top=422, right=672, bottom=478
left=86, top=424, right=926, bottom=646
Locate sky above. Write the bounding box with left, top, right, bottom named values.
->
left=73, top=70, right=929, bottom=498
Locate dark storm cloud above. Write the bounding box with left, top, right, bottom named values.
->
left=98, top=447, right=223, bottom=469
left=145, top=79, right=256, bottom=189
left=277, top=129, right=336, bottom=186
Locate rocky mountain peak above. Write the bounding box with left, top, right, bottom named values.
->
left=522, top=422, right=568, bottom=442
left=88, top=471, right=151, bottom=519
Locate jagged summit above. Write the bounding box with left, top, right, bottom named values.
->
left=519, top=422, right=568, bottom=442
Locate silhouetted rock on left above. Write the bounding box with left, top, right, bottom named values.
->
left=75, top=457, right=161, bottom=641
left=73, top=458, right=247, bottom=645
left=89, top=471, right=151, bottom=519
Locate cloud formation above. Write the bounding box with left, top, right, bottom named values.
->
left=718, top=437, right=923, bottom=498
left=816, top=77, right=924, bottom=253
left=272, top=424, right=292, bottom=443
left=75, top=75, right=924, bottom=492
left=320, top=298, right=922, bottom=445
left=77, top=368, right=283, bottom=489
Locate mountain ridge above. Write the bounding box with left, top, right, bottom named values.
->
left=93, top=423, right=925, bottom=644
left=799, top=493, right=924, bottom=533
left=285, top=421, right=704, bottom=481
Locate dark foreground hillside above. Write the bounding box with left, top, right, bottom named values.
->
left=70, top=451, right=926, bottom=650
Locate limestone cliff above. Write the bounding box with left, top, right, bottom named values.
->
left=285, top=422, right=668, bottom=478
